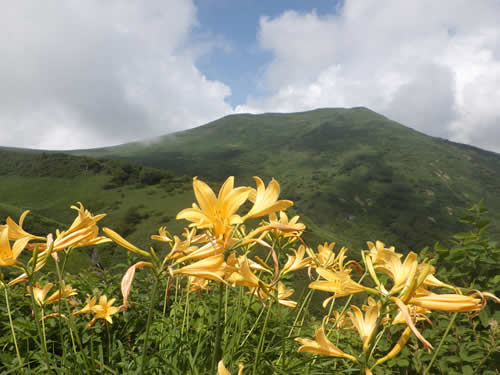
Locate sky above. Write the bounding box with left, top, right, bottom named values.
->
left=1, top=1, right=500, bottom=153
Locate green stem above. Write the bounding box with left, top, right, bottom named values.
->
left=140, top=276, right=160, bottom=374
left=239, top=305, right=265, bottom=348
left=279, top=293, right=286, bottom=371
left=252, top=301, right=273, bottom=375
left=181, top=285, right=190, bottom=335
left=224, top=284, right=229, bottom=325
left=41, top=306, right=47, bottom=354
left=159, top=278, right=169, bottom=351
left=4, top=286, right=22, bottom=367
left=27, top=277, right=51, bottom=372
left=54, top=255, right=91, bottom=374
left=288, top=288, right=314, bottom=337
left=423, top=312, right=457, bottom=375
left=211, top=282, right=225, bottom=372
left=106, top=323, right=112, bottom=365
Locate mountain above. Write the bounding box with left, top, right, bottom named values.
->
left=71, top=107, right=500, bottom=251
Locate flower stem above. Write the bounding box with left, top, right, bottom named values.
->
left=288, top=288, right=314, bottom=337
left=252, top=301, right=273, bottom=375
left=211, top=282, right=225, bottom=372
left=140, top=276, right=160, bottom=374
left=27, top=275, right=51, bottom=372
left=423, top=312, right=457, bottom=375
left=54, top=255, right=91, bottom=374
left=3, top=286, right=22, bottom=367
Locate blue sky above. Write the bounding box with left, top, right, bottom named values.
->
left=194, top=0, right=342, bottom=105
left=1, top=1, right=500, bottom=152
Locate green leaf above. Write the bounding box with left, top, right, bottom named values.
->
left=462, top=365, right=474, bottom=375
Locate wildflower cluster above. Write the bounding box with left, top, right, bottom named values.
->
left=0, top=177, right=498, bottom=374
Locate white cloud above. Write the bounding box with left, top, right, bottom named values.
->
left=237, top=1, right=500, bottom=153
left=0, top=0, right=233, bottom=150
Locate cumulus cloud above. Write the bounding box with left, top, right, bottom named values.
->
left=237, top=1, right=500, bottom=153
left=0, top=0, right=232, bottom=149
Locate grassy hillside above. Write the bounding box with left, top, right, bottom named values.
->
left=0, top=150, right=192, bottom=272
left=73, top=107, right=500, bottom=251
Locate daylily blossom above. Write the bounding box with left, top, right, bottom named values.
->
left=296, top=319, right=358, bottom=363
left=76, top=295, right=121, bottom=326
left=310, top=242, right=349, bottom=270
left=375, top=327, right=412, bottom=366
left=267, top=211, right=305, bottom=238
left=409, top=293, right=482, bottom=312
left=309, top=268, right=368, bottom=297
left=249, top=281, right=297, bottom=308
left=282, top=245, right=312, bottom=275
left=103, top=227, right=151, bottom=258
left=176, top=176, right=251, bottom=242
left=1, top=210, right=43, bottom=241
left=188, top=276, right=210, bottom=292
left=28, top=282, right=54, bottom=306
left=92, top=295, right=121, bottom=324
left=243, top=177, right=293, bottom=220
left=74, top=295, right=97, bottom=315
left=151, top=226, right=172, bottom=242
left=175, top=254, right=227, bottom=284
left=27, top=282, right=77, bottom=306
left=347, top=302, right=380, bottom=352
left=0, top=228, right=30, bottom=267
left=66, top=202, right=106, bottom=235
left=226, top=254, right=264, bottom=288
left=218, top=360, right=244, bottom=375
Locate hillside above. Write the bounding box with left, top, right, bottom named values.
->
left=72, top=107, right=500, bottom=251
left=0, top=150, right=192, bottom=271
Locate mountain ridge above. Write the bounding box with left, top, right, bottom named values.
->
left=1, top=107, right=499, bottom=254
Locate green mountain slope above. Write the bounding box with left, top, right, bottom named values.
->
left=0, top=150, right=192, bottom=271
left=72, top=107, right=500, bottom=251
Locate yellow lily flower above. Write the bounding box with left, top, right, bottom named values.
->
left=267, top=211, right=305, bottom=238
left=296, top=319, right=358, bottom=363
left=366, top=241, right=397, bottom=263
left=379, top=250, right=417, bottom=293
left=74, top=295, right=97, bottom=315
left=176, top=254, right=227, bottom=284
left=243, top=177, right=293, bottom=219
left=218, top=360, right=244, bottom=375
left=76, top=295, right=121, bottom=326
left=0, top=228, right=30, bottom=267
left=347, top=303, right=380, bottom=352
left=27, top=282, right=54, bottom=306
left=409, top=293, right=482, bottom=312
left=282, top=245, right=312, bottom=274
left=249, top=281, right=297, bottom=308
left=375, top=327, right=412, bottom=366
left=92, top=295, right=121, bottom=324
left=28, top=282, right=77, bottom=306
left=392, top=304, right=430, bottom=325
left=45, top=282, right=78, bottom=304
left=103, top=227, right=151, bottom=258
left=174, top=241, right=222, bottom=264
left=66, top=202, right=106, bottom=235
left=188, top=276, right=210, bottom=292
left=151, top=226, right=172, bottom=242
left=27, top=224, right=110, bottom=253
left=310, top=242, right=349, bottom=270
left=52, top=225, right=109, bottom=252
left=309, top=268, right=368, bottom=297
left=226, top=254, right=263, bottom=288
left=2, top=210, right=43, bottom=241
left=177, top=177, right=251, bottom=240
